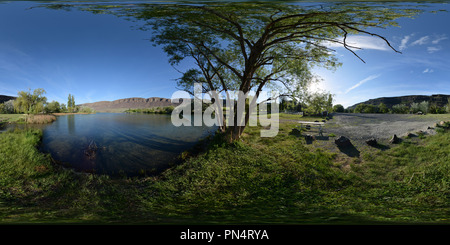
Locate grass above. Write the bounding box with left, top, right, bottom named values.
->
left=0, top=114, right=26, bottom=124
left=0, top=113, right=449, bottom=224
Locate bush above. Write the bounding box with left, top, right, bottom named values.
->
left=333, top=104, right=344, bottom=113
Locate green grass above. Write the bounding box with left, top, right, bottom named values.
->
left=0, top=113, right=449, bottom=224
left=0, top=114, right=26, bottom=124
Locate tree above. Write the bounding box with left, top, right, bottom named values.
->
left=446, top=98, right=450, bottom=114
left=67, top=94, right=77, bottom=112
left=333, top=104, right=344, bottom=113
left=14, top=88, right=47, bottom=114
left=46, top=2, right=421, bottom=141
left=45, top=100, right=61, bottom=113
left=305, top=91, right=333, bottom=116
left=354, top=104, right=377, bottom=113
left=378, top=103, right=389, bottom=114
left=419, top=101, right=429, bottom=114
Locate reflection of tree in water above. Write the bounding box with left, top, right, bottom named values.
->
left=67, top=114, right=75, bottom=134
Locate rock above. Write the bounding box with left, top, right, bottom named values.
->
left=389, top=134, right=400, bottom=144
left=365, top=138, right=378, bottom=146
left=405, top=133, right=417, bottom=138
left=439, top=121, right=446, bottom=126
left=335, top=136, right=351, bottom=147
left=290, top=128, right=301, bottom=136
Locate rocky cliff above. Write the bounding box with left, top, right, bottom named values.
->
left=0, top=95, right=16, bottom=104
left=348, top=94, right=450, bottom=109
left=79, top=97, right=183, bottom=112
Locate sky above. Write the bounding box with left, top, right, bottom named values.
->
left=0, top=1, right=449, bottom=108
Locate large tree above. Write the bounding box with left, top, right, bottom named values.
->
left=14, top=88, right=47, bottom=114
left=45, top=1, right=421, bottom=141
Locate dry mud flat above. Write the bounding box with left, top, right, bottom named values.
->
left=324, top=113, right=448, bottom=141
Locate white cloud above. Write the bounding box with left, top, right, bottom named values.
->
left=427, top=46, right=441, bottom=53
left=411, top=36, right=430, bottom=46
left=345, top=74, right=381, bottom=94
left=325, top=35, right=390, bottom=51
left=432, top=35, right=448, bottom=44
left=399, top=35, right=413, bottom=51
left=423, top=68, right=434, bottom=73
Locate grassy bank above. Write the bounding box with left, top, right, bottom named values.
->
left=0, top=113, right=449, bottom=224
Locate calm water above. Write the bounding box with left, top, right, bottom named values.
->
left=36, top=113, right=214, bottom=176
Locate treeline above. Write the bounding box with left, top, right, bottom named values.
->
left=347, top=99, right=450, bottom=114
left=280, top=92, right=333, bottom=116
left=0, top=88, right=94, bottom=114
left=125, top=106, right=175, bottom=114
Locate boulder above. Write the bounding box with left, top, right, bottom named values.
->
left=365, top=138, right=378, bottom=146
left=305, top=134, right=314, bottom=141
left=389, top=134, right=400, bottom=144
left=335, top=136, right=351, bottom=147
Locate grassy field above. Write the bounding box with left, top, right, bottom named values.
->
left=0, top=113, right=449, bottom=224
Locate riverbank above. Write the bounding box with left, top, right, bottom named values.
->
left=0, top=113, right=449, bottom=224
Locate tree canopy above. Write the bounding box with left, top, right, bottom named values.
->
left=44, top=1, right=422, bottom=140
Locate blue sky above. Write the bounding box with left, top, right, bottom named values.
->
left=0, top=1, right=449, bottom=108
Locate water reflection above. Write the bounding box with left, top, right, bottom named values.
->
left=41, top=113, right=215, bottom=177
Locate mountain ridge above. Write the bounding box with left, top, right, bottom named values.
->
left=79, top=97, right=183, bottom=112
left=348, top=94, right=450, bottom=109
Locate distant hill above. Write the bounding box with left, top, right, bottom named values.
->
left=0, top=95, right=16, bottom=104
left=348, top=94, right=450, bottom=110
left=79, top=97, right=183, bottom=112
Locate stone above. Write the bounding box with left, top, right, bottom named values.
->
left=290, top=128, right=301, bottom=136
left=335, top=136, right=351, bottom=147
left=439, top=121, right=446, bottom=126
left=305, top=134, right=314, bottom=141
left=365, top=138, right=378, bottom=146
left=389, top=134, right=400, bottom=144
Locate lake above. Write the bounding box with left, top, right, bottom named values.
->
left=36, top=113, right=214, bottom=176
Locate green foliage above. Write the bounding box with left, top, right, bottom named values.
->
left=333, top=104, right=344, bottom=113
left=45, top=100, right=61, bottom=113
left=378, top=103, right=389, bottom=114
left=354, top=104, right=378, bottom=113
left=13, top=88, right=47, bottom=114
left=67, top=94, right=76, bottom=113
left=125, top=106, right=174, bottom=114
left=391, top=104, right=409, bottom=114
left=304, top=92, right=333, bottom=116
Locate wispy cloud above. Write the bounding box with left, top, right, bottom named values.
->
left=398, top=34, right=447, bottom=53
left=399, top=34, right=413, bottom=51
left=431, top=35, right=448, bottom=44
left=326, top=35, right=391, bottom=51
left=423, top=68, right=434, bottom=73
left=427, top=46, right=442, bottom=53
left=345, top=74, right=381, bottom=94
left=411, top=36, right=430, bottom=46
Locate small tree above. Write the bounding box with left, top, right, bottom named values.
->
left=333, top=104, right=344, bottom=113
left=392, top=104, right=409, bottom=114
left=378, top=103, right=389, bottom=114
left=418, top=101, right=429, bottom=114
left=446, top=98, right=450, bottom=113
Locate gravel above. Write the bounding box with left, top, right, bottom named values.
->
left=324, top=113, right=444, bottom=141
